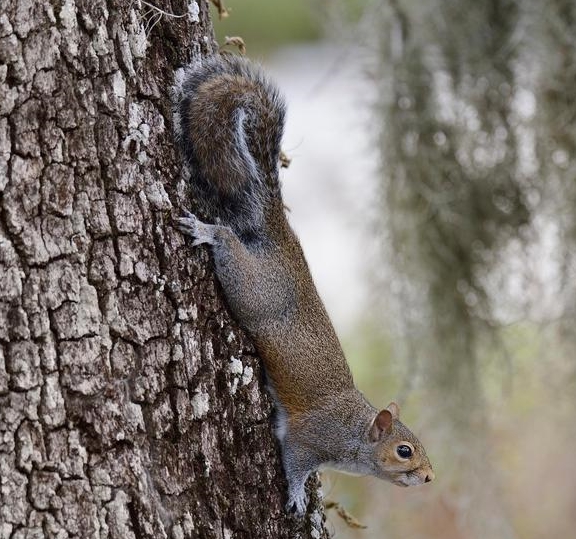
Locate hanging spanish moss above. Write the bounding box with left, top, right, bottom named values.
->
left=363, top=0, right=576, bottom=537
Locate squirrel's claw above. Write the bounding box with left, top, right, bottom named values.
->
left=175, top=211, right=218, bottom=247
left=286, top=492, right=308, bottom=517
left=174, top=212, right=198, bottom=234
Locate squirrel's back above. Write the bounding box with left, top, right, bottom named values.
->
left=174, top=54, right=286, bottom=238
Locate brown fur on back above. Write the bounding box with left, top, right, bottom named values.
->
left=251, top=202, right=355, bottom=415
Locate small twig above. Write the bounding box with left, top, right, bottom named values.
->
left=145, top=11, right=163, bottom=35
left=139, top=0, right=191, bottom=37
left=324, top=499, right=368, bottom=529
left=279, top=150, right=292, bottom=169
left=210, top=0, right=230, bottom=19
left=221, top=36, right=246, bottom=55
left=141, top=0, right=189, bottom=19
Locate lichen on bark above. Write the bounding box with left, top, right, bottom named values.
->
left=0, top=1, right=328, bottom=537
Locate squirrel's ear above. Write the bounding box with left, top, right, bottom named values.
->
left=369, top=409, right=394, bottom=442
left=386, top=402, right=400, bottom=420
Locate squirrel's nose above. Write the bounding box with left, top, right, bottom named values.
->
left=424, top=471, right=435, bottom=483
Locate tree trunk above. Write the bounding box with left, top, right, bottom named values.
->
left=0, top=1, right=328, bottom=537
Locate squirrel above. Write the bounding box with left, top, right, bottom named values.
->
left=173, top=54, right=434, bottom=515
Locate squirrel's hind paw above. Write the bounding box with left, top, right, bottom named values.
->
left=286, top=491, right=309, bottom=518
left=175, top=211, right=215, bottom=247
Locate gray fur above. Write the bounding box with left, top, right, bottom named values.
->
left=174, top=55, right=434, bottom=517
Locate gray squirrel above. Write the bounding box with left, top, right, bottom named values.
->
left=173, top=54, right=434, bottom=515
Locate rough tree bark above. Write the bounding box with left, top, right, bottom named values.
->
left=0, top=1, right=328, bottom=537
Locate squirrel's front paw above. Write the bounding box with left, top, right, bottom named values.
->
left=286, top=490, right=309, bottom=517
left=174, top=210, right=214, bottom=247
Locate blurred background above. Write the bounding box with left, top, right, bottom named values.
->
left=211, top=1, right=576, bottom=538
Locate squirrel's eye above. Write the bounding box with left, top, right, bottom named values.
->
left=397, top=445, right=413, bottom=459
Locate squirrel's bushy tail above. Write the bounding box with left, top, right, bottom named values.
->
left=174, top=54, right=286, bottom=238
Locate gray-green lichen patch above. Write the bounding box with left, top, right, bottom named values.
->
left=190, top=387, right=209, bottom=418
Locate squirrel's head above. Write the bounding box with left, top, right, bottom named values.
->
left=368, top=402, right=434, bottom=487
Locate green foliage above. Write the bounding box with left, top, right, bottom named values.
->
left=342, top=322, right=397, bottom=403
left=211, top=0, right=322, bottom=55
